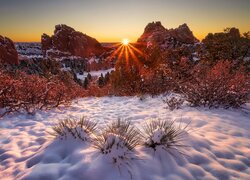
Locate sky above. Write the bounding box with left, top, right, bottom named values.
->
left=0, top=0, right=249, bottom=42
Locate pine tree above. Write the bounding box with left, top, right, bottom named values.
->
left=83, top=77, right=89, bottom=89
left=87, top=73, right=92, bottom=80
left=98, top=73, right=105, bottom=87
left=72, top=70, right=78, bottom=81
left=104, top=72, right=110, bottom=84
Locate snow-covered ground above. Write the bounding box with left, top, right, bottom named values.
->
left=77, top=68, right=115, bottom=79
left=15, top=43, right=42, bottom=58
left=0, top=96, right=249, bottom=180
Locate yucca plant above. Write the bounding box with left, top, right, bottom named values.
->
left=93, top=119, right=141, bottom=177
left=50, top=117, right=97, bottom=142
left=142, top=119, right=189, bottom=156
left=94, top=119, right=141, bottom=154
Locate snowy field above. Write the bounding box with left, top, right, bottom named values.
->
left=0, top=96, right=249, bottom=180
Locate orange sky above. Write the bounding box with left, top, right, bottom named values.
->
left=0, top=0, right=249, bottom=42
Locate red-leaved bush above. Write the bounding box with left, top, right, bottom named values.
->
left=0, top=70, right=85, bottom=117
left=181, top=61, right=250, bottom=108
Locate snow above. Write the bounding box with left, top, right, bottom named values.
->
left=151, top=128, right=165, bottom=144
left=0, top=96, right=250, bottom=180
left=88, top=57, right=100, bottom=63
left=46, top=49, right=71, bottom=58
left=243, top=57, right=250, bottom=62
left=192, top=57, right=200, bottom=61
left=61, top=64, right=72, bottom=71
left=15, top=43, right=42, bottom=58
left=77, top=68, right=115, bottom=79
left=20, top=55, right=43, bottom=59
left=57, top=56, right=84, bottom=62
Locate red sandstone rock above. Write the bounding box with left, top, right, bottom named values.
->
left=0, top=35, right=19, bottom=65
left=169, top=23, right=198, bottom=44
left=41, top=24, right=105, bottom=58
left=138, top=21, right=198, bottom=48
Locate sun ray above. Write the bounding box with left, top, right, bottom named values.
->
left=109, top=44, right=123, bottom=59
left=117, top=46, right=125, bottom=61
left=109, top=39, right=146, bottom=70
left=131, top=41, right=147, bottom=46
left=128, top=44, right=144, bottom=56
left=111, top=42, right=122, bottom=48
left=125, top=46, right=129, bottom=68
left=128, top=46, right=141, bottom=67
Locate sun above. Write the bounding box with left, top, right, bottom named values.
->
left=122, top=39, right=129, bottom=45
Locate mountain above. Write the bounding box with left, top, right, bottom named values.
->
left=41, top=24, right=106, bottom=58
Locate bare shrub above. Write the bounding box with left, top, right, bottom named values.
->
left=142, top=119, right=189, bottom=155
left=163, top=96, right=184, bottom=111
left=50, top=117, right=97, bottom=141
left=181, top=61, right=250, bottom=108
left=87, top=83, right=113, bottom=97
left=0, top=70, right=85, bottom=117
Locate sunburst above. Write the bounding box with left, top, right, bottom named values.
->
left=108, top=39, right=145, bottom=69
left=122, top=39, right=129, bottom=45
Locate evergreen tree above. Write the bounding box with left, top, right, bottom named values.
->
left=104, top=72, right=110, bottom=84
left=87, top=73, right=92, bottom=80
left=71, top=70, right=78, bottom=81
left=83, top=77, right=89, bottom=89
left=98, top=73, right=105, bottom=87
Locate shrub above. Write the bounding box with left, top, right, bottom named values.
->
left=0, top=70, right=85, bottom=117
left=50, top=117, right=97, bottom=141
left=86, top=83, right=113, bottom=97
left=163, top=96, right=185, bottom=111
left=181, top=61, right=250, bottom=108
left=142, top=119, right=189, bottom=155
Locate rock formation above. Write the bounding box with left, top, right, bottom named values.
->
left=137, top=21, right=198, bottom=49
left=0, top=35, right=19, bottom=65
left=41, top=24, right=105, bottom=58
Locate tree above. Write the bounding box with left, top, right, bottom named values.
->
left=87, top=73, right=92, bottom=80
left=98, top=73, right=105, bottom=87
left=83, top=77, right=89, bottom=89
left=110, top=58, right=142, bottom=95
left=104, top=72, right=110, bottom=84
left=202, top=27, right=250, bottom=63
